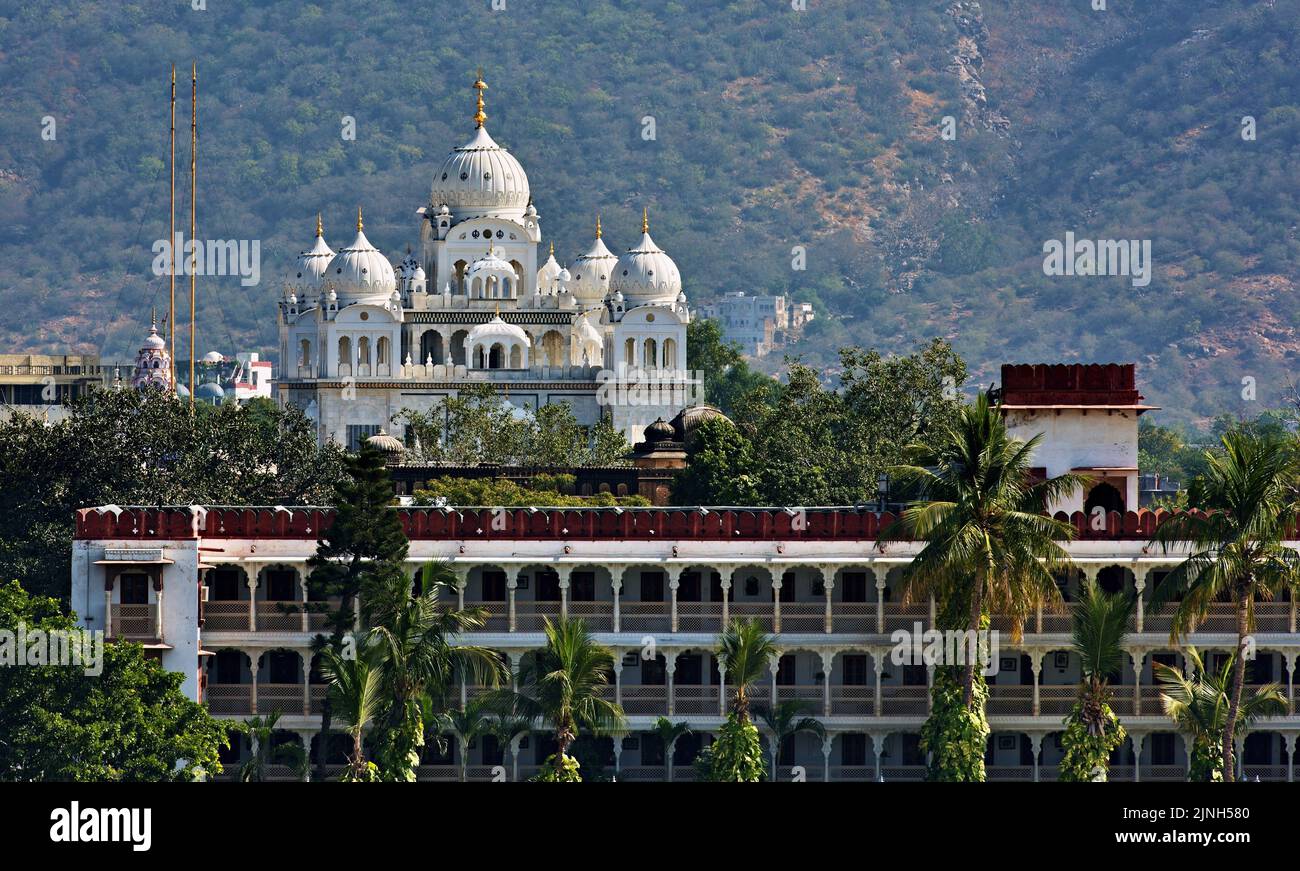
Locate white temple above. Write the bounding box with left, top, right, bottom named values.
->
left=275, top=73, right=696, bottom=450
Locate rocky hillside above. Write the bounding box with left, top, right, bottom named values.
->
left=0, top=0, right=1297, bottom=426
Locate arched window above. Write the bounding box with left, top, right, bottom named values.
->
left=509, top=345, right=522, bottom=369
left=1084, top=482, right=1125, bottom=516
left=450, top=330, right=469, bottom=366
left=376, top=337, right=390, bottom=366
left=299, top=339, right=311, bottom=367
left=420, top=331, right=444, bottom=364
left=662, top=337, right=677, bottom=370
left=624, top=338, right=635, bottom=368
left=489, top=343, right=505, bottom=369
left=337, top=336, right=351, bottom=366
left=643, top=338, right=658, bottom=370
left=510, top=260, right=525, bottom=295
left=454, top=260, right=468, bottom=294
left=357, top=336, right=371, bottom=366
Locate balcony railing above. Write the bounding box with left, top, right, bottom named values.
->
left=110, top=604, right=156, bottom=639
left=203, top=600, right=330, bottom=633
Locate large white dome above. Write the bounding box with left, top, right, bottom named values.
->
left=609, top=213, right=681, bottom=305
left=430, top=126, right=530, bottom=221
left=323, top=214, right=396, bottom=303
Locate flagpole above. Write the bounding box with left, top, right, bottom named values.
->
left=169, top=64, right=177, bottom=392
left=189, top=61, right=197, bottom=411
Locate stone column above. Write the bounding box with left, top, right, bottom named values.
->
left=1030, top=650, right=1044, bottom=716
left=302, top=654, right=313, bottom=716
left=821, top=650, right=835, bottom=718
left=821, top=735, right=833, bottom=783
left=719, top=572, right=732, bottom=628
left=870, top=732, right=887, bottom=782
left=1133, top=565, right=1148, bottom=633
left=665, top=650, right=678, bottom=717
left=456, top=568, right=468, bottom=612
left=1285, top=651, right=1297, bottom=703
left=821, top=566, right=835, bottom=634
left=612, top=650, right=623, bottom=708
left=1131, top=650, right=1145, bottom=716
left=768, top=652, right=781, bottom=711
left=299, top=573, right=311, bottom=633
left=718, top=662, right=728, bottom=716
left=1285, top=733, right=1296, bottom=783
left=1131, top=732, right=1145, bottom=783
left=103, top=573, right=114, bottom=637
left=507, top=573, right=518, bottom=633
left=874, top=568, right=886, bottom=634
left=557, top=566, right=571, bottom=621
left=246, top=567, right=260, bottom=632
left=152, top=570, right=165, bottom=641
left=248, top=653, right=260, bottom=715
left=1030, top=733, right=1044, bottom=783
left=612, top=735, right=624, bottom=778
left=299, top=732, right=313, bottom=782
left=874, top=651, right=885, bottom=717
left=771, top=574, right=783, bottom=634
left=668, top=569, right=681, bottom=633
left=610, top=567, right=624, bottom=634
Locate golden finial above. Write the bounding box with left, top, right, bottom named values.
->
left=473, top=69, right=488, bottom=128
left=315, top=212, right=323, bottom=237
left=596, top=213, right=602, bottom=239
left=356, top=205, right=363, bottom=231
left=642, top=207, right=649, bottom=234
left=549, top=241, right=554, bottom=258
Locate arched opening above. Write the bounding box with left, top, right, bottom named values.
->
left=376, top=337, right=390, bottom=371
left=509, top=345, right=523, bottom=369
left=624, top=337, right=635, bottom=368
left=1084, top=482, right=1125, bottom=516
left=337, top=336, right=351, bottom=375
left=542, top=330, right=565, bottom=367
left=471, top=276, right=484, bottom=298
left=420, top=331, right=444, bottom=365
left=454, top=260, right=468, bottom=294
left=357, top=336, right=371, bottom=367
left=489, top=343, right=505, bottom=369
left=450, top=330, right=469, bottom=366
left=643, top=338, right=658, bottom=370
left=662, top=337, right=677, bottom=370
left=299, top=339, right=311, bottom=368
left=510, top=260, right=525, bottom=295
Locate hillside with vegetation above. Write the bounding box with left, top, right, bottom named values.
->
left=1, top=0, right=1298, bottom=426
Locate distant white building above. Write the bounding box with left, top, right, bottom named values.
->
left=699, top=291, right=811, bottom=357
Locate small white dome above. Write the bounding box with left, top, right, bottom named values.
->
left=467, top=314, right=530, bottom=347
left=142, top=322, right=165, bottom=351
left=609, top=212, right=682, bottom=305
left=323, top=215, right=397, bottom=303
left=536, top=247, right=562, bottom=293
left=202, top=351, right=224, bottom=363
left=291, top=219, right=335, bottom=292
left=571, top=229, right=618, bottom=304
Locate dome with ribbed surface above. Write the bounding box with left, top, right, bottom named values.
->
left=324, top=226, right=397, bottom=303
left=430, top=126, right=530, bottom=220
left=291, top=229, right=334, bottom=294
left=571, top=234, right=617, bottom=304
left=609, top=219, right=682, bottom=305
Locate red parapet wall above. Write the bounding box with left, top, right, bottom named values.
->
left=1000, top=363, right=1141, bottom=406
left=74, top=506, right=1216, bottom=543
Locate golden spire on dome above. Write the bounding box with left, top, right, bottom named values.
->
left=596, top=213, right=603, bottom=239
left=315, top=212, right=323, bottom=237
left=641, top=207, right=649, bottom=234
left=473, top=69, right=488, bottom=128
left=549, top=241, right=554, bottom=258
left=356, top=205, right=363, bottom=231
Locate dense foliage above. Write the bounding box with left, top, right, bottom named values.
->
left=412, top=474, right=648, bottom=507
left=918, top=665, right=989, bottom=783
left=396, top=384, right=630, bottom=467
left=676, top=338, right=966, bottom=505
left=0, top=581, right=229, bottom=781
left=705, top=714, right=767, bottom=783
left=1057, top=585, right=1132, bottom=783
left=0, top=390, right=343, bottom=601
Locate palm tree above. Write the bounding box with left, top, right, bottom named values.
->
left=1058, top=583, right=1132, bottom=781
left=362, top=560, right=508, bottom=780
left=504, top=616, right=626, bottom=779
left=756, top=700, right=825, bottom=781
left=436, top=695, right=501, bottom=783
left=717, top=618, right=777, bottom=722
left=317, top=642, right=383, bottom=782
left=1154, top=646, right=1288, bottom=782
left=1148, top=431, right=1300, bottom=781
left=887, top=392, right=1085, bottom=708
left=238, top=711, right=308, bottom=782
left=651, top=717, right=691, bottom=782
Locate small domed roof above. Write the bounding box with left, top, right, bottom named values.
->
left=670, top=404, right=731, bottom=448
left=142, top=322, right=165, bottom=351
left=468, top=314, right=530, bottom=348
left=291, top=215, right=335, bottom=291
left=644, top=417, right=676, bottom=443
left=571, top=220, right=617, bottom=304
left=365, top=428, right=405, bottom=456
left=196, top=381, right=225, bottom=401
left=202, top=351, right=224, bottom=364
left=609, top=210, right=682, bottom=305
left=323, top=209, right=397, bottom=303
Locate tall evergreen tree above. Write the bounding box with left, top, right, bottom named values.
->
left=306, top=442, right=408, bottom=776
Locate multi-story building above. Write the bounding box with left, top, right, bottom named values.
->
left=68, top=364, right=1300, bottom=782
left=0, top=353, right=114, bottom=422
left=699, top=291, right=787, bottom=357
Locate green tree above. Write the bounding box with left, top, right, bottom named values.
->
left=0, top=581, right=229, bottom=781
left=238, top=711, right=308, bottom=783
left=1058, top=585, right=1132, bottom=782
left=671, top=415, right=759, bottom=505
left=685, top=318, right=777, bottom=416
left=306, top=441, right=410, bottom=778
left=1148, top=432, right=1300, bottom=782
left=436, top=696, right=503, bottom=783
left=755, top=700, right=825, bottom=782
left=650, top=716, right=691, bottom=783
left=0, top=389, right=342, bottom=601
left=1154, top=647, right=1288, bottom=782
left=317, top=642, right=383, bottom=782
left=707, top=618, right=775, bottom=782
left=362, top=561, right=508, bottom=781
left=889, top=392, right=1084, bottom=708
left=501, top=616, right=625, bottom=781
